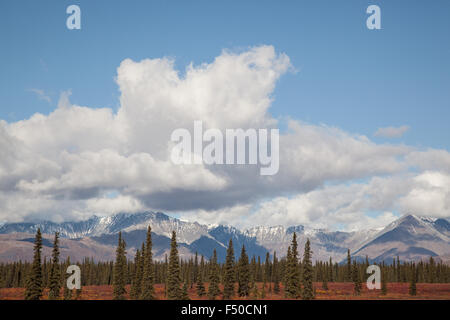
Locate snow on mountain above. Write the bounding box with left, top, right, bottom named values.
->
left=242, top=224, right=381, bottom=262
left=353, top=214, right=450, bottom=262
left=0, top=212, right=448, bottom=263
left=0, top=212, right=209, bottom=244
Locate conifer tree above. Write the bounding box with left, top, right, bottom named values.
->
left=181, top=280, right=190, bottom=300
left=381, top=268, right=387, bottom=296
left=272, top=251, right=280, bottom=294
left=48, top=232, right=61, bottom=299
left=257, top=256, right=262, bottom=282
left=250, top=255, right=257, bottom=288
left=352, top=260, right=361, bottom=296
left=292, top=233, right=301, bottom=296
left=321, top=262, right=328, bottom=291
left=237, top=245, right=250, bottom=297
left=222, top=239, right=235, bottom=299
left=167, top=231, right=182, bottom=299
left=322, top=277, right=328, bottom=290
left=138, top=246, right=145, bottom=292
left=346, top=249, right=352, bottom=282
left=164, top=254, right=168, bottom=297
left=24, top=228, right=43, bottom=300
left=113, top=232, right=127, bottom=300
left=301, top=239, right=314, bottom=300
left=186, top=258, right=193, bottom=288
left=141, top=226, right=156, bottom=300
left=208, top=249, right=221, bottom=299
left=193, top=252, right=199, bottom=286
left=264, top=252, right=271, bottom=286
left=285, top=233, right=301, bottom=298
left=328, top=257, right=333, bottom=282
left=409, top=263, right=417, bottom=296
left=284, top=246, right=293, bottom=298
left=42, top=258, right=48, bottom=288
left=196, top=255, right=206, bottom=297
left=428, top=256, right=436, bottom=283
left=130, top=248, right=142, bottom=299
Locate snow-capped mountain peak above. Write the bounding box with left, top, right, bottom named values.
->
left=0, top=212, right=448, bottom=263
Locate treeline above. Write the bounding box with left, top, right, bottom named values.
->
left=0, top=228, right=449, bottom=299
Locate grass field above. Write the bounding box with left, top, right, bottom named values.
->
left=1, top=282, right=449, bottom=300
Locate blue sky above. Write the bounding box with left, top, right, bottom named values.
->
left=0, top=1, right=449, bottom=229
left=1, top=0, right=449, bottom=149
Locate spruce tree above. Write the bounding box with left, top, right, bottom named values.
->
left=321, top=261, right=328, bottom=291
left=42, top=258, right=48, bottom=289
left=237, top=245, right=250, bottom=297
left=328, top=257, right=333, bottom=282
left=181, top=280, right=190, bottom=300
left=257, top=256, right=262, bottom=282
left=301, top=239, right=314, bottom=300
left=113, top=232, right=127, bottom=300
left=208, top=249, right=221, bottom=299
left=409, top=264, right=417, bottom=296
left=167, top=231, right=181, bottom=299
left=322, top=277, right=328, bottom=291
left=285, top=233, right=301, bottom=298
left=346, top=249, right=352, bottom=282
left=292, top=233, right=301, bottom=296
left=284, top=246, right=293, bottom=298
left=163, top=254, right=168, bottom=297
left=48, top=232, right=61, bottom=300
left=428, top=256, right=436, bottom=283
left=193, top=252, right=199, bottom=286
left=222, top=239, right=235, bottom=299
left=250, top=255, right=257, bottom=289
left=196, top=255, right=206, bottom=297
left=352, top=260, right=361, bottom=296
left=24, top=228, right=43, bottom=300
left=130, top=248, right=142, bottom=299
left=272, top=251, right=280, bottom=294
left=291, top=233, right=300, bottom=292
left=141, top=226, right=156, bottom=300
left=264, top=252, right=271, bottom=285
left=381, top=268, right=387, bottom=295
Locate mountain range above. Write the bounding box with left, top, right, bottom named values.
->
left=0, top=212, right=448, bottom=264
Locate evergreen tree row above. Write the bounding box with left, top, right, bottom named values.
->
left=1, top=228, right=449, bottom=299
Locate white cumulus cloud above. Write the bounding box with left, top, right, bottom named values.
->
left=0, top=45, right=449, bottom=230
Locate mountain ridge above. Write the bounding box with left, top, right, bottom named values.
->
left=0, top=212, right=448, bottom=264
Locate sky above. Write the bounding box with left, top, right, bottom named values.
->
left=0, top=0, right=449, bottom=230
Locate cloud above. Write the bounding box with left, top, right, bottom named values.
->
left=28, top=88, right=52, bottom=104
left=85, top=195, right=145, bottom=216
left=374, top=125, right=409, bottom=138
left=0, top=46, right=449, bottom=229
left=397, top=171, right=450, bottom=217
left=182, top=171, right=448, bottom=230
left=405, top=149, right=450, bottom=173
